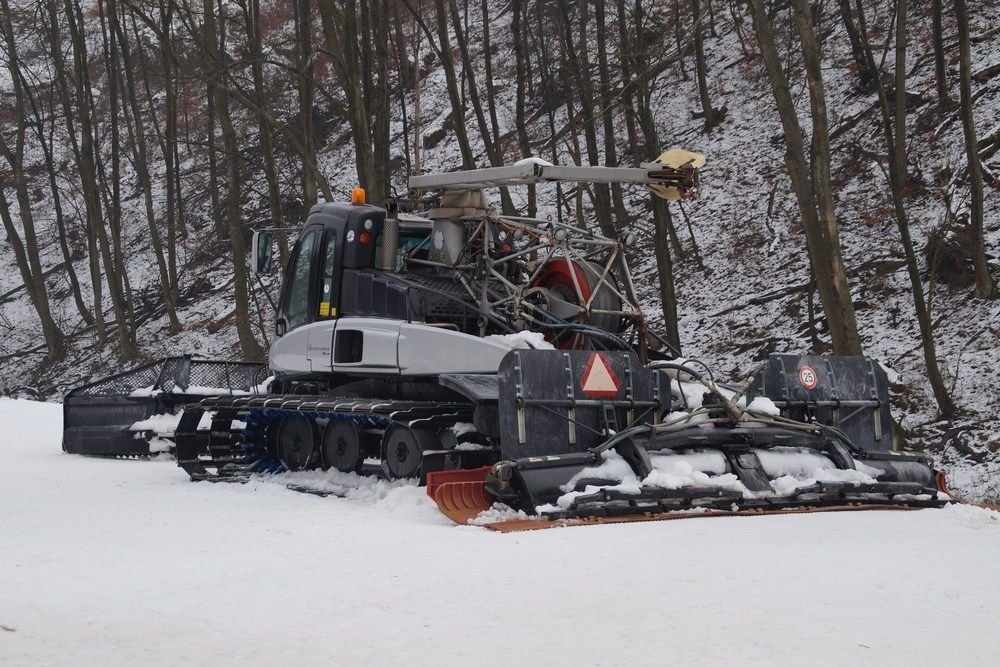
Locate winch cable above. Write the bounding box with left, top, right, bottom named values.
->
left=522, top=303, right=633, bottom=351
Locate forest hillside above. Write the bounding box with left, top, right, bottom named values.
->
left=1, top=0, right=998, bottom=498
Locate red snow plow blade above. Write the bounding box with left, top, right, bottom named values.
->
left=426, top=467, right=494, bottom=525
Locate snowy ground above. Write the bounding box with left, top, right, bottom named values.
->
left=2, top=398, right=1000, bottom=666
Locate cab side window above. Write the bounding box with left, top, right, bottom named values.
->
left=285, top=230, right=317, bottom=331
left=319, top=233, right=339, bottom=318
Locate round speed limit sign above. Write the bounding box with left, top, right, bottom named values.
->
left=798, top=365, right=818, bottom=390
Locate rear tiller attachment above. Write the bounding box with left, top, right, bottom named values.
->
left=428, top=351, right=949, bottom=529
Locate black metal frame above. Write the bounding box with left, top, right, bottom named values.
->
left=62, top=356, right=267, bottom=457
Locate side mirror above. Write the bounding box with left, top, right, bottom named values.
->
left=252, top=230, right=274, bottom=274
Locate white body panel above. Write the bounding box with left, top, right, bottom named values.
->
left=268, top=317, right=514, bottom=377
left=269, top=324, right=315, bottom=374
left=397, top=323, right=511, bottom=375
left=306, top=324, right=333, bottom=371
left=333, top=318, right=402, bottom=374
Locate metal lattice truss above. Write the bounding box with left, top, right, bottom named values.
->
left=403, top=154, right=706, bottom=350
left=411, top=212, right=644, bottom=347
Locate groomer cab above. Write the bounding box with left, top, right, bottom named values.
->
left=251, top=189, right=432, bottom=338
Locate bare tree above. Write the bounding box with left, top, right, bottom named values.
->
left=747, top=0, right=863, bottom=356
left=317, top=0, right=385, bottom=203
left=241, top=0, right=287, bottom=253
left=558, top=1, right=615, bottom=237
left=932, top=0, right=954, bottom=112
left=113, top=0, right=182, bottom=332
left=204, top=0, right=264, bottom=360
left=954, top=0, right=996, bottom=299
left=63, top=0, right=138, bottom=359
left=295, top=0, right=318, bottom=208
left=691, top=0, right=719, bottom=131
left=45, top=0, right=108, bottom=344
left=14, top=30, right=94, bottom=328
left=848, top=0, right=957, bottom=416
left=0, top=0, right=65, bottom=360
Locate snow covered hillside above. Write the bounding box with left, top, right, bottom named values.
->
left=0, top=3, right=997, bottom=496
left=3, top=398, right=1000, bottom=665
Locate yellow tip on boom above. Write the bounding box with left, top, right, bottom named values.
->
left=647, top=148, right=707, bottom=202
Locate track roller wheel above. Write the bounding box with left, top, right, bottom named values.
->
left=322, top=421, right=364, bottom=473
left=381, top=423, right=438, bottom=479
left=277, top=416, right=319, bottom=471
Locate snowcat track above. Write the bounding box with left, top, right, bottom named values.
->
left=174, top=394, right=474, bottom=483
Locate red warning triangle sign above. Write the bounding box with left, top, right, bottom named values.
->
left=581, top=352, right=621, bottom=398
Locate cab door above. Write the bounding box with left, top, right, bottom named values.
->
left=306, top=230, right=343, bottom=370
left=276, top=228, right=320, bottom=336
left=316, top=229, right=342, bottom=320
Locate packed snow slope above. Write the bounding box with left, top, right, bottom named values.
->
left=2, top=399, right=999, bottom=666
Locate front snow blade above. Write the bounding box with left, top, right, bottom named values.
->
left=63, top=357, right=266, bottom=457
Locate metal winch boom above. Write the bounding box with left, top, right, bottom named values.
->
left=408, top=148, right=705, bottom=201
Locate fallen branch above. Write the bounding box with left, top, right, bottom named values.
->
left=973, top=62, right=1000, bottom=84
left=709, top=257, right=906, bottom=317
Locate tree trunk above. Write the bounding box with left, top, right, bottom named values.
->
left=691, top=0, right=718, bottom=131
left=673, top=0, right=688, bottom=80
left=932, top=0, right=953, bottom=111
left=318, top=0, right=381, bottom=200
left=851, top=0, right=958, bottom=417
left=244, top=0, right=287, bottom=248
left=96, top=0, right=136, bottom=337
left=114, top=0, right=182, bottom=332
left=0, top=163, right=65, bottom=363
left=296, top=0, right=317, bottom=209
left=653, top=202, right=682, bottom=353
left=595, top=0, right=628, bottom=226
left=45, top=0, right=107, bottom=344
left=446, top=0, right=513, bottom=212
left=791, top=0, right=861, bottom=353
left=558, top=1, right=615, bottom=237
left=954, top=0, right=996, bottom=298
left=837, top=0, right=873, bottom=90
left=205, top=0, right=264, bottom=360
left=159, top=0, right=180, bottom=298
left=747, top=0, right=863, bottom=356
left=616, top=0, right=641, bottom=164
left=633, top=0, right=681, bottom=352
left=14, top=37, right=94, bottom=327
left=370, top=0, right=392, bottom=205
left=405, top=0, right=475, bottom=168
left=0, top=2, right=64, bottom=361
left=64, top=0, right=137, bottom=359
left=535, top=2, right=565, bottom=223
left=512, top=0, right=536, bottom=216
left=411, top=4, right=423, bottom=174
left=480, top=0, right=503, bottom=162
